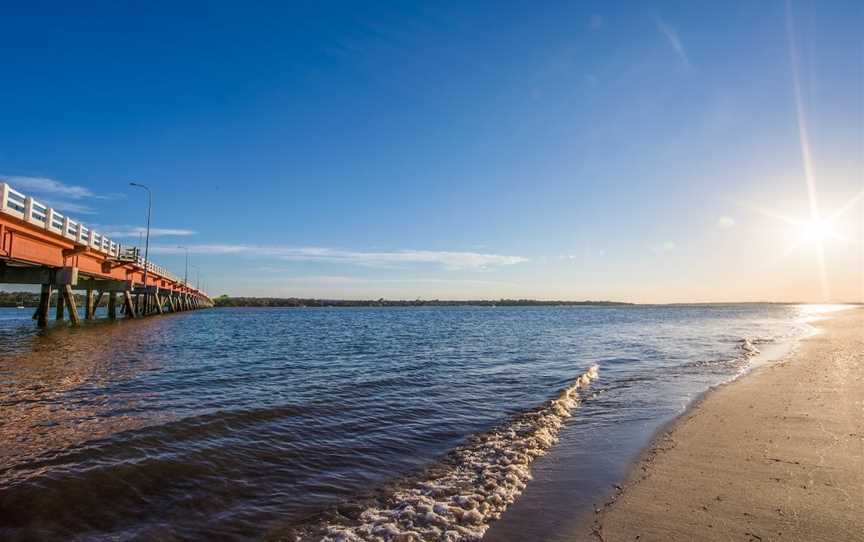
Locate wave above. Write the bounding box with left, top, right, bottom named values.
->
left=739, top=337, right=760, bottom=358
left=290, top=364, right=600, bottom=542
left=0, top=404, right=308, bottom=483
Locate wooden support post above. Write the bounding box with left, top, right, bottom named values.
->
left=56, top=289, right=65, bottom=321
left=154, top=292, right=164, bottom=314
left=85, top=288, right=95, bottom=320
left=62, top=285, right=80, bottom=325
left=124, top=291, right=137, bottom=319
left=94, top=291, right=105, bottom=311
left=108, top=292, right=117, bottom=320
left=134, top=294, right=140, bottom=316
left=37, top=284, right=52, bottom=328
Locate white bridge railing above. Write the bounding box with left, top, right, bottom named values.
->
left=0, top=180, right=190, bottom=289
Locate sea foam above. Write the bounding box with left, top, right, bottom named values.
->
left=297, top=364, right=600, bottom=542
left=739, top=338, right=760, bottom=358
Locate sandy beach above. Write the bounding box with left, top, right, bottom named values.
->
left=578, top=307, right=864, bottom=542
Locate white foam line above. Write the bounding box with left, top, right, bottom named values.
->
left=300, top=364, right=601, bottom=542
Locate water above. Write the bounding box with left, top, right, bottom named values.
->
left=0, top=304, right=822, bottom=541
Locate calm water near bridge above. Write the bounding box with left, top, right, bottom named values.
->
left=0, top=305, right=822, bottom=540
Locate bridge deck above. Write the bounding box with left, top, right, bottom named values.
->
left=0, top=181, right=212, bottom=325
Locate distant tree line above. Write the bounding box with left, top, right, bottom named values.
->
left=0, top=291, right=108, bottom=307
left=212, top=295, right=632, bottom=308
left=2, top=291, right=633, bottom=309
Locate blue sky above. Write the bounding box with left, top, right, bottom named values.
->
left=2, top=1, right=862, bottom=302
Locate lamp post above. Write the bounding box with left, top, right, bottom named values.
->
left=130, top=182, right=152, bottom=313
left=192, top=264, right=200, bottom=290
left=177, top=245, right=190, bottom=287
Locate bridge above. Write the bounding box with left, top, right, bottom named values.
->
left=0, top=180, right=212, bottom=326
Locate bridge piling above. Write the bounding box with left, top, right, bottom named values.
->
left=62, top=285, right=80, bottom=325
left=36, top=284, right=51, bottom=328
left=55, top=291, right=65, bottom=321
left=124, top=291, right=137, bottom=318
left=85, top=288, right=95, bottom=320
left=108, top=292, right=118, bottom=320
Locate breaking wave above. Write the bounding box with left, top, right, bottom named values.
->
left=739, top=337, right=760, bottom=358
left=291, top=364, right=600, bottom=542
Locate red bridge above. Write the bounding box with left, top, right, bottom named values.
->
left=0, top=180, right=212, bottom=326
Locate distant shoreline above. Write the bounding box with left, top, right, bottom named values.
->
left=210, top=296, right=633, bottom=308
left=2, top=292, right=858, bottom=308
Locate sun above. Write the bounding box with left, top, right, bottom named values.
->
left=799, top=219, right=834, bottom=243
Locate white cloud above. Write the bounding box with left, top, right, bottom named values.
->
left=99, top=225, right=197, bottom=238
left=272, top=275, right=515, bottom=286
left=3, top=175, right=93, bottom=199
left=1, top=174, right=121, bottom=215
left=150, top=245, right=528, bottom=270
left=655, top=18, right=690, bottom=68
left=280, top=248, right=527, bottom=269
left=40, top=199, right=98, bottom=215
left=717, top=216, right=736, bottom=229
left=151, top=244, right=255, bottom=255
left=650, top=241, right=677, bottom=253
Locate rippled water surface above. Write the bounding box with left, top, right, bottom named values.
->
left=0, top=305, right=815, bottom=540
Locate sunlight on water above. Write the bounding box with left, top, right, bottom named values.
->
left=796, top=303, right=855, bottom=324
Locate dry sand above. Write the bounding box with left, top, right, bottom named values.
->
left=579, top=307, right=864, bottom=542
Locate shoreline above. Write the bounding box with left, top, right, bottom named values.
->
left=484, top=306, right=817, bottom=542
left=573, top=306, right=863, bottom=541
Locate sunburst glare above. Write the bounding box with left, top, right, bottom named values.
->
left=799, top=219, right=835, bottom=243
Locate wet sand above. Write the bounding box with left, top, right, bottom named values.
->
left=580, top=307, right=864, bottom=542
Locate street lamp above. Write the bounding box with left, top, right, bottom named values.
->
left=177, top=245, right=190, bottom=287
left=130, top=182, right=152, bottom=312
left=191, top=264, right=200, bottom=290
